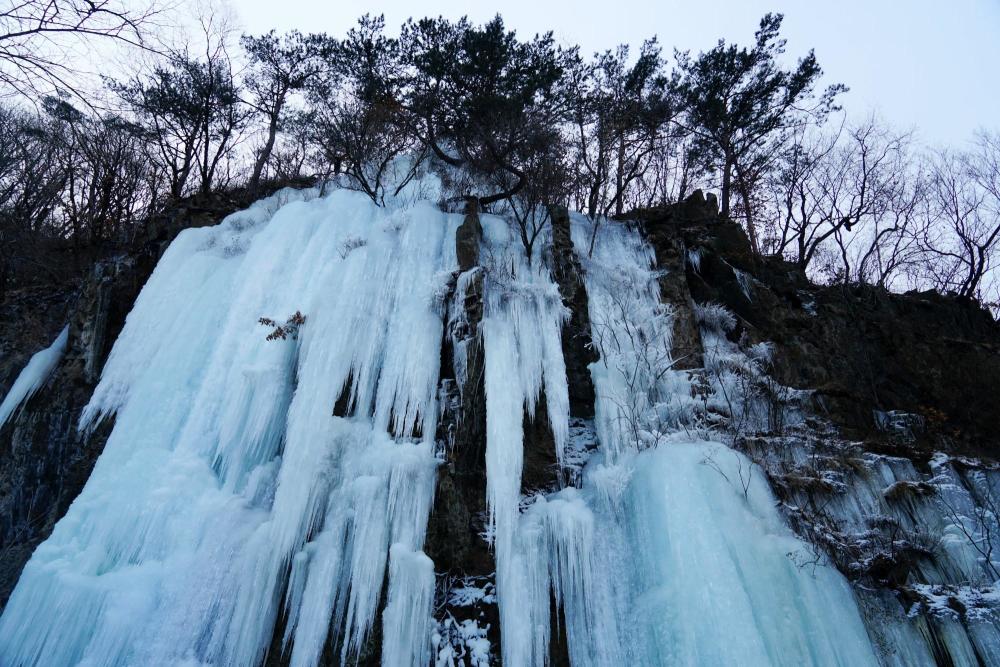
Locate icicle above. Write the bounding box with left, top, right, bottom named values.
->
left=479, top=213, right=570, bottom=667
left=289, top=519, right=349, bottom=667
left=0, top=325, right=68, bottom=428
left=381, top=544, right=435, bottom=667
left=566, top=214, right=879, bottom=666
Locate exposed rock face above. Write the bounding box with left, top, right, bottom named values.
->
left=0, top=287, right=74, bottom=400
left=634, top=190, right=712, bottom=370
left=424, top=207, right=501, bottom=661
left=455, top=200, right=484, bottom=272
left=427, top=266, right=490, bottom=573
left=547, top=205, right=598, bottom=417
left=0, top=257, right=143, bottom=606
left=651, top=199, right=1000, bottom=460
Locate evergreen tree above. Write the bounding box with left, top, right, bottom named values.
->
left=675, top=13, right=844, bottom=252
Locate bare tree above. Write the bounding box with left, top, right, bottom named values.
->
left=501, top=126, right=572, bottom=265
left=923, top=133, right=1000, bottom=300
left=111, top=40, right=245, bottom=199
left=767, top=117, right=919, bottom=283
left=42, top=96, right=160, bottom=244
left=311, top=97, right=419, bottom=204
left=305, top=16, right=421, bottom=204
left=0, top=0, right=162, bottom=100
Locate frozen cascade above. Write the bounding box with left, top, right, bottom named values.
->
left=479, top=213, right=570, bottom=667
left=0, top=185, right=454, bottom=666
left=623, top=442, right=878, bottom=665
left=559, top=214, right=879, bottom=665
left=3, top=178, right=983, bottom=666
left=471, top=210, right=883, bottom=666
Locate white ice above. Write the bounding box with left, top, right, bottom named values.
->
left=622, top=441, right=879, bottom=665
left=0, top=325, right=68, bottom=428
left=552, top=215, right=878, bottom=666
left=1, top=183, right=952, bottom=667
left=478, top=212, right=569, bottom=666
left=0, top=184, right=454, bottom=667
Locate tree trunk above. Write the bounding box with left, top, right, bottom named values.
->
left=250, top=95, right=285, bottom=192
left=615, top=137, right=625, bottom=217
left=587, top=178, right=600, bottom=219
left=721, top=152, right=733, bottom=218
left=249, top=118, right=278, bottom=192
left=738, top=178, right=760, bottom=255
left=677, top=157, right=689, bottom=203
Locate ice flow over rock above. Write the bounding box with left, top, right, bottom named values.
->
left=0, top=182, right=889, bottom=666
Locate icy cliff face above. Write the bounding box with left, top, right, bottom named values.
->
left=0, top=186, right=455, bottom=666
left=0, top=182, right=998, bottom=666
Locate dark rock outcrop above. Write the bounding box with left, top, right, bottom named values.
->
left=633, top=190, right=714, bottom=370
left=456, top=200, right=484, bottom=273
left=547, top=205, right=598, bottom=417
left=424, top=207, right=501, bottom=661
left=427, top=267, right=491, bottom=574
left=635, top=192, right=1000, bottom=460
left=0, top=257, right=146, bottom=607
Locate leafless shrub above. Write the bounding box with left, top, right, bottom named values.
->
left=259, top=310, right=306, bottom=341
left=936, top=472, right=1000, bottom=580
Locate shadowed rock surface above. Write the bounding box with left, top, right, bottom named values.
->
left=635, top=192, right=1000, bottom=460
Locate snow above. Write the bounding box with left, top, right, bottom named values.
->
left=434, top=616, right=491, bottom=667
left=0, top=325, right=68, bottom=428
left=0, top=185, right=455, bottom=666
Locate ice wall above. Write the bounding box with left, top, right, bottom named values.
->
left=558, top=216, right=878, bottom=666
left=1, top=181, right=960, bottom=667
left=471, top=209, right=882, bottom=666
left=0, top=186, right=455, bottom=666
left=623, top=441, right=877, bottom=665
left=478, top=214, right=570, bottom=666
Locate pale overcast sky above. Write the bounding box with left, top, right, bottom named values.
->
left=229, top=0, right=999, bottom=146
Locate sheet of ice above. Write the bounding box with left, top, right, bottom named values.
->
left=0, top=185, right=456, bottom=667
left=565, top=215, right=879, bottom=667
left=569, top=216, right=696, bottom=463
left=0, top=325, right=68, bottom=428
left=623, top=441, right=879, bottom=666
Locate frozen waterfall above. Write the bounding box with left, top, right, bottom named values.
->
left=0, top=182, right=908, bottom=666
left=0, top=185, right=453, bottom=666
